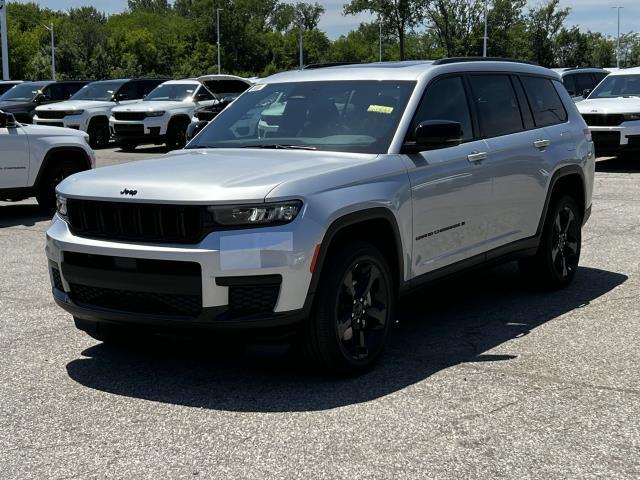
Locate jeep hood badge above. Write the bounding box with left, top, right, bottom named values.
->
left=120, top=188, right=138, bottom=196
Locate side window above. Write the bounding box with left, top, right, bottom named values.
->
left=575, top=74, right=594, bottom=94
left=593, top=72, right=608, bottom=84
left=468, top=74, right=523, bottom=138
left=520, top=76, right=568, bottom=127
left=563, top=74, right=577, bottom=96
left=117, top=82, right=138, bottom=100
left=65, top=83, right=83, bottom=99
left=44, top=84, right=66, bottom=100
left=409, top=76, right=473, bottom=142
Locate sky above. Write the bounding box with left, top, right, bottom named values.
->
left=12, top=0, right=640, bottom=40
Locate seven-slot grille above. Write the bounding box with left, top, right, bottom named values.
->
left=581, top=114, right=624, bottom=126
left=113, top=111, right=147, bottom=121
left=66, top=199, right=207, bottom=243
left=37, top=110, right=66, bottom=119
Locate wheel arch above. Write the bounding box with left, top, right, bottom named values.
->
left=537, top=165, right=587, bottom=236
left=307, top=208, right=405, bottom=301
left=33, top=147, right=92, bottom=189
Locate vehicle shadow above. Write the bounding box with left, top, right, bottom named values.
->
left=0, top=203, right=50, bottom=228
left=117, top=146, right=167, bottom=155
left=66, top=264, right=626, bottom=412
left=596, top=156, right=640, bottom=173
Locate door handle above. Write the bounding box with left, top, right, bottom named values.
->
left=467, top=151, right=487, bottom=162
left=533, top=139, right=551, bottom=149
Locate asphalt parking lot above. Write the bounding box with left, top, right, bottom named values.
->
left=1, top=147, right=639, bottom=479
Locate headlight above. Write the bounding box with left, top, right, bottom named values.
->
left=208, top=200, right=302, bottom=226
left=56, top=194, right=68, bottom=219
left=65, top=109, right=84, bottom=116
left=146, top=111, right=165, bottom=117
left=623, top=113, right=640, bottom=121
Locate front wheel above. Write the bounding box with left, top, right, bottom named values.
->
left=87, top=119, right=110, bottom=148
left=520, top=195, right=582, bottom=289
left=301, top=241, right=395, bottom=376
left=36, top=160, right=83, bottom=213
left=166, top=119, right=189, bottom=150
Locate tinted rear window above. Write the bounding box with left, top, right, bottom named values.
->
left=520, top=76, right=567, bottom=127
left=469, top=75, right=523, bottom=138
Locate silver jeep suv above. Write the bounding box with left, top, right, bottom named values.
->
left=47, top=59, right=595, bottom=375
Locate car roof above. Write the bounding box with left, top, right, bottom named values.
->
left=160, top=79, right=200, bottom=85
left=261, top=59, right=558, bottom=84
left=608, top=66, right=640, bottom=76
left=552, top=67, right=609, bottom=75
left=197, top=74, right=253, bottom=85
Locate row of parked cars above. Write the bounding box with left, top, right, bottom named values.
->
left=0, top=75, right=252, bottom=149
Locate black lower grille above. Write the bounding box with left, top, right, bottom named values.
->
left=113, top=124, right=144, bottom=136
left=38, top=121, right=64, bottom=127
left=69, top=284, right=202, bottom=316
left=582, top=114, right=624, bottom=126
left=114, top=112, right=147, bottom=121
left=229, top=284, right=280, bottom=314
left=38, top=110, right=66, bottom=120
left=592, top=131, right=621, bottom=147
left=66, top=199, right=207, bottom=243
left=51, top=267, right=64, bottom=291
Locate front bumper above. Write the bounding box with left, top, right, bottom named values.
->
left=33, top=113, right=89, bottom=131
left=46, top=215, right=319, bottom=330
left=588, top=120, right=640, bottom=155
left=110, top=116, right=169, bottom=143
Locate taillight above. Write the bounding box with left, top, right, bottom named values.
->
left=584, top=128, right=592, bottom=142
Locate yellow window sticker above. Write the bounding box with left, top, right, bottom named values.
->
left=367, top=105, right=394, bottom=114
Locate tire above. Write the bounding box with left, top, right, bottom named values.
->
left=87, top=118, right=110, bottom=148
left=74, top=317, right=143, bottom=345
left=166, top=118, right=189, bottom=150
left=118, top=140, right=138, bottom=152
left=301, top=241, right=395, bottom=376
left=519, top=195, right=582, bottom=289
left=36, top=160, right=83, bottom=213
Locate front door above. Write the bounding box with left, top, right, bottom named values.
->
left=0, top=122, right=30, bottom=189
left=401, top=75, right=492, bottom=277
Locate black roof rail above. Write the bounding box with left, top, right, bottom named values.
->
left=562, top=66, right=607, bottom=72
left=303, top=62, right=361, bottom=70
left=433, top=57, right=539, bottom=66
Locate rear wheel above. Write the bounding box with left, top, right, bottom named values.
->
left=301, top=241, right=394, bottom=376
left=519, top=195, right=581, bottom=289
left=36, top=160, right=83, bottom=213
left=87, top=118, right=109, bottom=148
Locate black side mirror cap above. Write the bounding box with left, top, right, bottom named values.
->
left=403, top=120, right=463, bottom=153
left=186, top=121, right=208, bottom=141
left=0, top=111, right=18, bottom=128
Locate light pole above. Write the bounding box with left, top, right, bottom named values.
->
left=299, top=27, right=303, bottom=70
left=612, top=6, right=623, bottom=69
left=216, top=8, right=222, bottom=74
left=0, top=0, right=9, bottom=80
left=43, top=23, right=55, bottom=80
left=379, top=16, right=382, bottom=62
left=482, top=0, right=488, bottom=57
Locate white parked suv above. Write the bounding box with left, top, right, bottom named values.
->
left=33, top=78, right=167, bottom=148
left=0, top=110, right=94, bottom=211
left=110, top=79, right=216, bottom=151
left=577, top=67, right=640, bottom=157
left=48, top=59, right=594, bottom=375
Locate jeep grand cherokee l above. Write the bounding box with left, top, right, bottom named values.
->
left=47, top=59, right=594, bottom=375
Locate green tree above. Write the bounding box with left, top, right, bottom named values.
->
left=526, top=0, right=570, bottom=67
left=424, top=0, right=485, bottom=57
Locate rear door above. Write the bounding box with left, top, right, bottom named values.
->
left=403, top=75, right=492, bottom=276
left=0, top=122, right=30, bottom=189
left=467, top=73, right=550, bottom=249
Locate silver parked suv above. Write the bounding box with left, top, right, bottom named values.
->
left=47, top=59, right=595, bottom=375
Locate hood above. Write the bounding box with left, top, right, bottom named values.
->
left=577, top=97, right=640, bottom=114
left=57, top=148, right=377, bottom=203
left=37, top=100, right=114, bottom=112
left=113, top=100, right=192, bottom=113
left=21, top=123, right=88, bottom=138
left=0, top=100, right=31, bottom=111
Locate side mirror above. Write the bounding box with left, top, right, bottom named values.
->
left=582, top=89, right=592, bottom=98
left=405, top=120, right=463, bottom=152
left=186, top=121, right=208, bottom=141
left=114, top=92, right=129, bottom=102
left=0, top=111, right=18, bottom=128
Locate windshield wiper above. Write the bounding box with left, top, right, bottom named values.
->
left=242, top=144, right=317, bottom=151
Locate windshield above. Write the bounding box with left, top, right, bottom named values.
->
left=0, top=83, right=20, bottom=96
left=589, top=74, right=640, bottom=99
left=144, top=83, right=199, bottom=102
left=71, top=81, right=126, bottom=101
left=0, top=83, right=47, bottom=102
left=186, top=81, right=415, bottom=154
